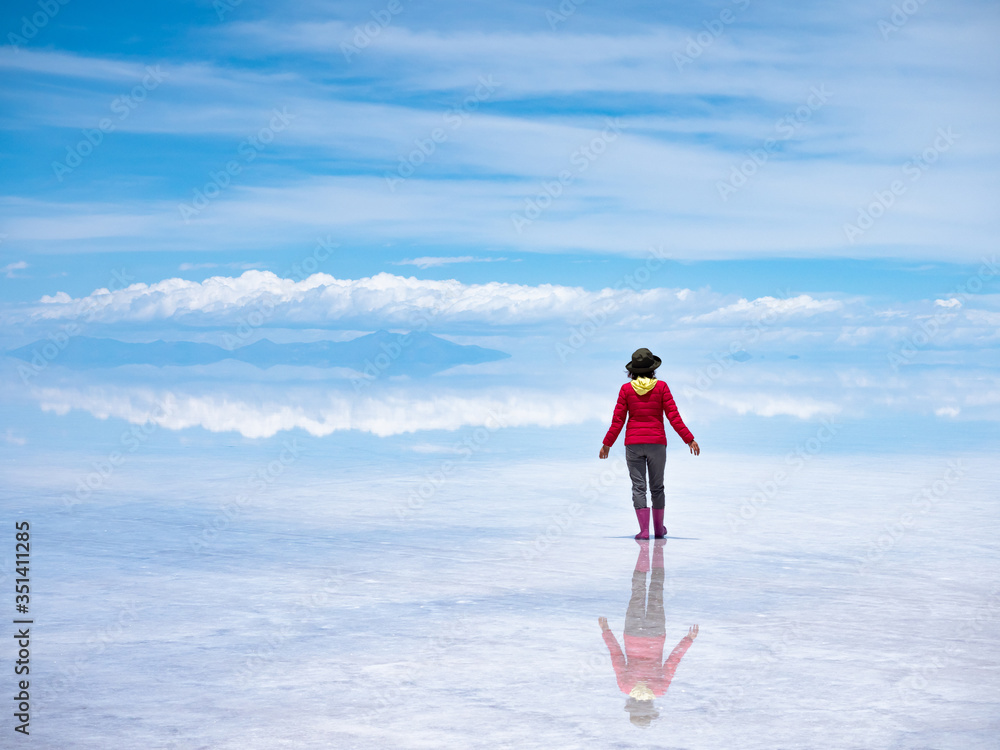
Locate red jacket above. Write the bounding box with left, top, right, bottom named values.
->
left=603, top=379, right=694, bottom=447
left=602, top=632, right=694, bottom=697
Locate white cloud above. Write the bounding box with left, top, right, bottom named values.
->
left=834, top=326, right=894, bottom=345
left=2, top=260, right=28, bottom=278
left=395, top=256, right=508, bottom=269
left=685, top=389, right=843, bottom=420
left=679, top=295, right=844, bottom=325
left=408, top=442, right=472, bottom=454
left=30, top=383, right=611, bottom=439
left=20, top=269, right=707, bottom=328
left=179, top=262, right=265, bottom=271
left=40, top=291, right=72, bottom=304
left=0, top=47, right=146, bottom=81
left=17, top=349, right=1000, bottom=441
left=963, top=310, right=1000, bottom=327
left=2, top=428, right=26, bottom=446
left=25, top=367, right=897, bottom=440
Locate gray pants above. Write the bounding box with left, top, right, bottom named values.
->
left=625, top=443, right=666, bottom=509
left=626, top=568, right=666, bottom=638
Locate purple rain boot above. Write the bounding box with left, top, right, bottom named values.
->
left=652, top=508, right=667, bottom=539
left=634, top=508, right=650, bottom=540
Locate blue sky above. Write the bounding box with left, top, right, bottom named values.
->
left=0, top=0, right=997, bottom=443
left=1, top=0, right=997, bottom=290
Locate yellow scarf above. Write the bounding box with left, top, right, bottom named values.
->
left=631, top=376, right=657, bottom=395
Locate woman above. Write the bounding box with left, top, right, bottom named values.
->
left=599, top=347, right=700, bottom=539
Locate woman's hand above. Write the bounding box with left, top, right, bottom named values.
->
left=598, top=616, right=610, bottom=631
left=687, top=624, right=699, bottom=639
left=688, top=440, right=700, bottom=456
left=599, top=445, right=610, bottom=459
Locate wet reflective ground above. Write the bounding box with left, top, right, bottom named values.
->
left=3, top=411, right=997, bottom=749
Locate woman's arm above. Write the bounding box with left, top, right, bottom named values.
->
left=599, top=617, right=629, bottom=693
left=660, top=627, right=697, bottom=684
left=661, top=382, right=695, bottom=445
left=602, top=386, right=629, bottom=448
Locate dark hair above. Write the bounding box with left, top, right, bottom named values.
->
left=628, top=369, right=657, bottom=380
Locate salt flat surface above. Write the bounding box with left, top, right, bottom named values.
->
left=2, top=440, right=997, bottom=749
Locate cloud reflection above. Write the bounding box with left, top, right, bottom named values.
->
left=29, top=380, right=610, bottom=438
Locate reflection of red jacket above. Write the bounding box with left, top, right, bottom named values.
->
left=603, top=380, right=694, bottom=447
left=602, top=632, right=693, bottom=697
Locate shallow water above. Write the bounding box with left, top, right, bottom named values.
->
left=1, top=366, right=997, bottom=749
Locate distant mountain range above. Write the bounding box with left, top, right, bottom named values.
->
left=6, top=330, right=510, bottom=376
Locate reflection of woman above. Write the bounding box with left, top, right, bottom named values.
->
left=598, top=540, right=698, bottom=727
left=599, top=348, right=699, bottom=540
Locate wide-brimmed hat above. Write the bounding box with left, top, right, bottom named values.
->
left=625, top=696, right=660, bottom=726
left=625, top=348, right=661, bottom=375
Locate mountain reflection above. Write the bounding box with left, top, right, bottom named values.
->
left=7, top=331, right=509, bottom=376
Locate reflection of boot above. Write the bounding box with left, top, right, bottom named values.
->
left=652, top=539, right=665, bottom=570
left=652, top=508, right=667, bottom=539
left=634, top=508, right=650, bottom=540
left=634, top=539, right=650, bottom=573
